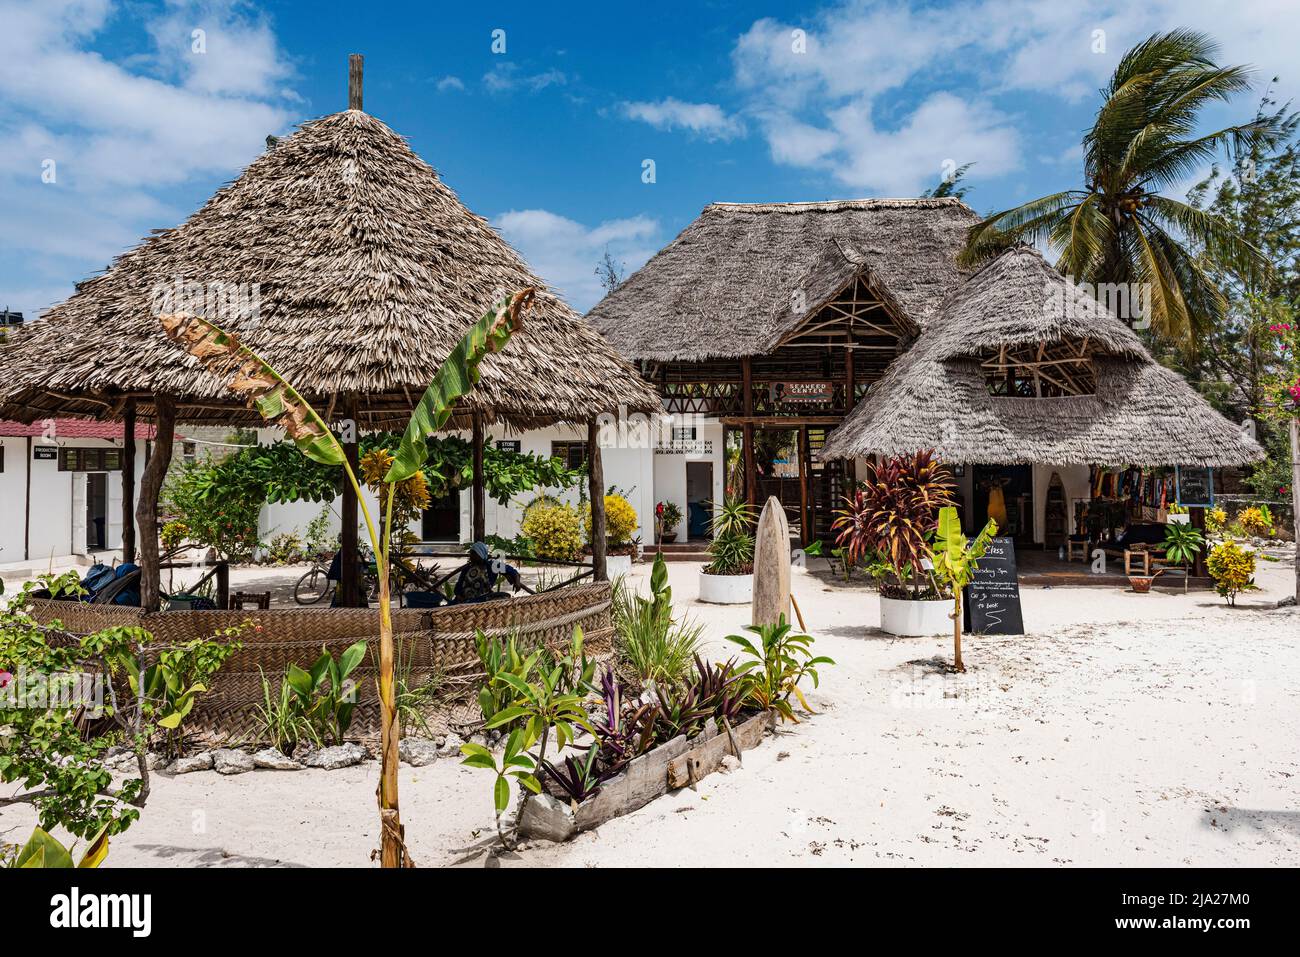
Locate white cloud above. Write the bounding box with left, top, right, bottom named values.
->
left=482, top=63, right=567, bottom=94
left=620, top=98, right=743, bottom=140
left=435, top=75, right=465, bottom=93
left=0, top=0, right=298, bottom=320
left=493, top=209, right=661, bottom=312
left=729, top=0, right=1300, bottom=196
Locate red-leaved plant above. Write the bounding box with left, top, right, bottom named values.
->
left=832, top=450, right=956, bottom=598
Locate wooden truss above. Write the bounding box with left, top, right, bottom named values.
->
left=981, top=338, right=1097, bottom=397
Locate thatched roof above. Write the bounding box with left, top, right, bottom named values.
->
left=588, top=198, right=979, bottom=361
left=819, top=247, right=1263, bottom=467
left=0, top=110, right=660, bottom=428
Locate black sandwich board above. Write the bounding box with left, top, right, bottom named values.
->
left=962, top=536, right=1024, bottom=635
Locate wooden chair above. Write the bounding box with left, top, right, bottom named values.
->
left=229, top=591, right=271, bottom=610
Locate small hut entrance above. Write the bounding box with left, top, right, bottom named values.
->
left=972, top=464, right=1034, bottom=544
left=685, top=461, right=713, bottom=540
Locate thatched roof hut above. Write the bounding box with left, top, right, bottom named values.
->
left=0, top=109, right=659, bottom=429
left=588, top=198, right=979, bottom=361
left=817, top=246, right=1263, bottom=466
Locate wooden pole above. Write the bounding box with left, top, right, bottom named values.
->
left=23, top=436, right=31, bottom=561
left=844, top=346, right=857, bottom=485
left=348, top=54, right=363, bottom=111
left=742, top=357, right=756, bottom=507
left=339, top=397, right=360, bottom=606
left=472, top=412, right=486, bottom=542
left=797, top=426, right=811, bottom=548
left=136, top=396, right=175, bottom=612
left=588, top=419, right=608, bottom=582
left=121, top=398, right=137, bottom=564
left=1291, top=417, right=1300, bottom=603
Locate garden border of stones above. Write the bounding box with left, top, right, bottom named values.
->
left=517, top=710, right=776, bottom=843
left=103, top=734, right=466, bottom=777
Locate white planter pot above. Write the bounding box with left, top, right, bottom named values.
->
left=880, top=596, right=952, bottom=636
left=698, top=571, right=753, bottom=604
left=606, top=554, right=632, bottom=578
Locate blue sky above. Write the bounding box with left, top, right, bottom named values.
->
left=2, top=0, right=1296, bottom=319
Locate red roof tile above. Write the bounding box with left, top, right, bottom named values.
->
left=0, top=418, right=159, bottom=440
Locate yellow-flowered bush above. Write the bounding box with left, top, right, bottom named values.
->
left=1206, top=539, right=1257, bottom=606
left=1205, top=506, right=1227, bottom=534
left=521, top=501, right=584, bottom=561
left=1234, top=505, right=1274, bottom=538
left=584, top=494, right=639, bottom=546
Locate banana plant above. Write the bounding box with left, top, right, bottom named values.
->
left=8, top=826, right=108, bottom=868
left=160, top=287, right=535, bottom=867
left=930, top=506, right=997, bottom=673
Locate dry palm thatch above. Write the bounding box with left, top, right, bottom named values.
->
left=587, top=198, right=979, bottom=361
left=818, top=247, right=1263, bottom=467
left=0, top=110, right=659, bottom=428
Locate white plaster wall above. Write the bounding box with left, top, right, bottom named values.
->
left=651, top=418, right=724, bottom=540
left=0, top=436, right=147, bottom=564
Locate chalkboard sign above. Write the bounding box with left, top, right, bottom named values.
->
left=963, top=536, right=1024, bottom=635
left=1175, top=466, right=1214, bottom=507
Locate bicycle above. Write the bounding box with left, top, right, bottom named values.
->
left=293, top=549, right=380, bottom=606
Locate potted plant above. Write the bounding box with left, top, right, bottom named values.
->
left=832, top=450, right=956, bottom=636
left=699, top=499, right=756, bottom=604
left=655, top=500, right=683, bottom=544
left=1162, top=521, right=1204, bottom=593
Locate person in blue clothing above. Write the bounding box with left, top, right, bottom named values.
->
left=452, top=541, right=524, bottom=604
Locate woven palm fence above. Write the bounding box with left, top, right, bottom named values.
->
left=28, top=583, right=612, bottom=747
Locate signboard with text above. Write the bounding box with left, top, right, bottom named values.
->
left=770, top=381, right=833, bottom=404
left=963, top=536, right=1024, bottom=635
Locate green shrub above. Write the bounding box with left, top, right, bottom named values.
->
left=583, top=493, right=639, bottom=546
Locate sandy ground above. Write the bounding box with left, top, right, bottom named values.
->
left=2, top=551, right=1298, bottom=868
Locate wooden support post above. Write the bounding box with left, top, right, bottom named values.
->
left=216, top=561, right=229, bottom=611
left=797, top=427, right=811, bottom=548
left=588, top=419, right=607, bottom=582
left=1190, top=505, right=1208, bottom=579
left=844, top=347, right=857, bottom=485
left=121, top=398, right=137, bottom=564
left=136, top=396, right=175, bottom=612
left=23, top=436, right=32, bottom=561
left=742, top=357, right=756, bottom=507
left=348, top=54, right=363, bottom=111
left=472, top=412, right=486, bottom=542
left=339, top=397, right=361, bottom=607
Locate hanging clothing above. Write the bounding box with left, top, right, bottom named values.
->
left=987, top=485, right=1008, bottom=530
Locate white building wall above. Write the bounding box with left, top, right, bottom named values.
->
left=0, top=436, right=148, bottom=565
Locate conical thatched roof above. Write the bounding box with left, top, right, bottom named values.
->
left=0, top=110, right=660, bottom=428
left=818, top=247, right=1262, bottom=467
left=588, top=198, right=979, bottom=361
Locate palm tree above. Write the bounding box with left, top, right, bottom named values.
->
left=961, top=30, right=1288, bottom=347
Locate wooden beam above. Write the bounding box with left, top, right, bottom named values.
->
left=121, top=398, right=136, bottom=564
left=721, top=415, right=843, bottom=427
left=136, top=395, right=175, bottom=612
left=797, top=427, right=811, bottom=548
left=472, top=412, right=486, bottom=542
left=587, top=419, right=607, bottom=582
left=348, top=54, right=363, bottom=111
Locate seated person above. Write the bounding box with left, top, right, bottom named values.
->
left=452, top=542, right=522, bottom=605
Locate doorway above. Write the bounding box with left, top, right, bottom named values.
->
left=972, top=464, right=1034, bottom=543
left=685, top=461, right=713, bottom=540
left=421, top=489, right=460, bottom=542
left=86, top=472, right=108, bottom=551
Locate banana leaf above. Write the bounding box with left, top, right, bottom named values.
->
left=159, top=314, right=343, bottom=466
left=385, top=288, right=535, bottom=484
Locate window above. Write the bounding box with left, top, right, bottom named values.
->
left=550, top=440, right=588, bottom=471
left=58, top=447, right=123, bottom=472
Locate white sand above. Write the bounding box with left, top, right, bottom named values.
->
left=3, top=553, right=1297, bottom=867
